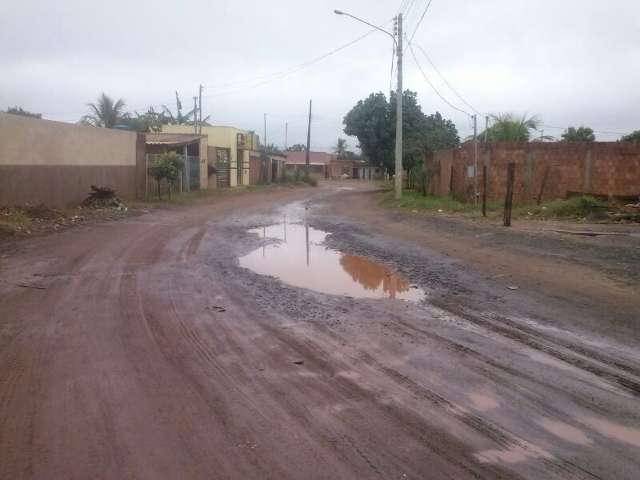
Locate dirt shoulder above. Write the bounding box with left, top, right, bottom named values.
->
left=323, top=183, right=639, bottom=334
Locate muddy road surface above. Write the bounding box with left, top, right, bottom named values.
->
left=1, top=183, right=639, bottom=479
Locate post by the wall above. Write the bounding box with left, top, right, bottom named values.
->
left=537, top=164, right=551, bottom=205
left=503, top=162, right=516, bottom=227
left=449, top=165, right=454, bottom=197
left=482, top=165, right=487, bottom=217
left=582, top=148, right=593, bottom=193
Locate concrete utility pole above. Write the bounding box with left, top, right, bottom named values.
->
left=484, top=115, right=489, bottom=143
left=193, top=96, right=198, bottom=135
left=263, top=113, right=267, bottom=150
left=198, top=85, right=203, bottom=134
left=334, top=9, right=402, bottom=198
left=473, top=114, right=478, bottom=204
left=394, top=13, right=403, bottom=199
left=284, top=122, right=288, bottom=151
left=305, top=99, right=312, bottom=175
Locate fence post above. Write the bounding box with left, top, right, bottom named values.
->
left=503, top=162, right=516, bottom=227
left=537, top=165, right=550, bottom=205
left=482, top=165, right=487, bottom=217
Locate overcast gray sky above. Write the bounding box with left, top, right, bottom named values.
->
left=2, top=0, right=639, bottom=150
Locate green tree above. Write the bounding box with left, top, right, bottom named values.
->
left=481, top=113, right=543, bottom=142
left=149, top=152, right=184, bottom=199
left=561, top=126, right=595, bottom=142
left=334, top=138, right=348, bottom=158
left=80, top=93, right=126, bottom=128
left=263, top=144, right=284, bottom=156
left=122, top=107, right=166, bottom=132
left=621, top=130, right=640, bottom=143
left=6, top=106, right=42, bottom=118
left=343, top=92, right=392, bottom=171
left=343, top=90, right=459, bottom=173
left=286, top=144, right=307, bottom=152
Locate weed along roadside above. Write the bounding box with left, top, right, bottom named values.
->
left=380, top=188, right=639, bottom=224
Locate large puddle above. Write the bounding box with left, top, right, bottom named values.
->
left=239, top=223, right=425, bottom=302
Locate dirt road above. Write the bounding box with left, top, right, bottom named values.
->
left=1, top=183, right=639, bottom=479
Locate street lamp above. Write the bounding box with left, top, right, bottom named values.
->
left=335, top=9, right=403, bottom=199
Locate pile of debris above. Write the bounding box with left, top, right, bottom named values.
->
left=81, top=185, right=127, bottom=211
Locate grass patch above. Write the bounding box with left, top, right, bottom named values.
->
left=513, top=196, right=607, bottom=220
left=380, top=189, right=493, bottom=214
left=0, top=208, right=32, bottom=235
left=381, top=190, right=611, bottom=221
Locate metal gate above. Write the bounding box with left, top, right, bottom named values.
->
left=216, top=148, right=231, bottom=188
left=188, top=156, right=200, bottom=191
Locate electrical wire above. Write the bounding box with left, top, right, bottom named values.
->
left=412, top=42, right=482, bottom=115
left=408, top=0, right=433, bottom=44
left=202, top=20, right=393, bottom=98
left=407, top=42, right=472, bottom=117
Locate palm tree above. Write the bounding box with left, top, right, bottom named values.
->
left=481, top=113, right=546, bottom=142
left=80, top=93, right=126, bottom=128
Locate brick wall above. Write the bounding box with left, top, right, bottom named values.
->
left=426, top=142, right=640, bottom=203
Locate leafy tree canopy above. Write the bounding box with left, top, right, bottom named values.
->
left=286, top=144, right=307, bottom=152
left=561, top=126, right=595, bottom=142
left=333, top=138, right=361, bottom=160
left=343, top=90, right=459, bottom=173
left=621, top=130, right=640, bottom=142
left=6, top=106, right=42, bottom=118
left=263, top=144, right=284, bottom=156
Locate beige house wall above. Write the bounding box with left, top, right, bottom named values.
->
left=0, top=113, right=137, bottom=166
left=163, top=125, right=257, bottom=187
left=0, top=113, right=141, bottom=206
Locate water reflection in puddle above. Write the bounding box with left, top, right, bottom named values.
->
left=239, top=223, right=425, bottom=302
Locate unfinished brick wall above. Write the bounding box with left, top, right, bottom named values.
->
left=426, top=142, right=640, bottom=203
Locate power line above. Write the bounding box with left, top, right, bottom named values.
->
left=412, top=42, right=482, bottom=115
left=407, top=42, right=472, bottom=117
left=202, top=20, right=393, bottom=99
left=408, top=0, right=434, bottom=44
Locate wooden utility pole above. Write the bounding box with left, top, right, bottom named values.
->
left=473, top=114, right=478, bottom=204
left=305, top=99, right=312, bottom=175
left=482, top=165, right=488, bottom=217
left=394, top=13, right=403, bottom=200
left=198, top=85, right=203, bottom=134
left=503, top=162, right=516, bottom=227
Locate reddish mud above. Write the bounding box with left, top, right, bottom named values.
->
left=1, top=182, right=639, bottom=479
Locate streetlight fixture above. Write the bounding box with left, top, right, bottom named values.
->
left=335, top=9, right=403, bottom=199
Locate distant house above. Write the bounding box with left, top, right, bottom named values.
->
left=163, top=125, right=260, bottom=188
left=284, top=151, right=336, bottom=179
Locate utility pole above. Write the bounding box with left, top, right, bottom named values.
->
left=263, top=113, right=267, bottom=150
left=198, top=85, right=203, bottom=134
left=193, top=96, right=198, bottom=135
left=484, top=115, right=489, bottom=143
left=394, top=12, right=403, bottom=200
left=284, top=122, right=288, bottom=151
left=473, top=114, right=478, bottom=205
left=305, top=99, right=312, bottom=175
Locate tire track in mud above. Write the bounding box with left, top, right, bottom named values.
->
left=435, top=301, right=640, bottom=398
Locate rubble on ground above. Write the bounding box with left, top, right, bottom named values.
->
left=81, top=185, right=128, bottom=211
